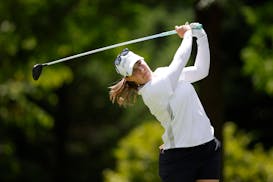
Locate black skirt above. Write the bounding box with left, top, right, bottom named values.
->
left=159, top=138, right=221, bottom=182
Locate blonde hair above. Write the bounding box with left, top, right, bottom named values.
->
left=109, top=78, right=139, bottom=107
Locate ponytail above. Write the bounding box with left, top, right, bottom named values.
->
left=109, top=78, right=139, bottom=107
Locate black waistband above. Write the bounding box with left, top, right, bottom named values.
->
left=160, top=138, right=219, bottom=154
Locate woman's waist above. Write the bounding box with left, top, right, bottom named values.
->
left=160, top=137, right=217, bottom=154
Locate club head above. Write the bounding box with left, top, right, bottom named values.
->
left=32, top=64, right=44, bottom=80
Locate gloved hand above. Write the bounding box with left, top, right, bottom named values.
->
left=190, top=22, right=203, bottom=29
left=190, top=22, right=207, bottom=39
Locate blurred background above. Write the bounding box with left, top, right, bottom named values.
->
left=0, top=0, right=272, bottom=181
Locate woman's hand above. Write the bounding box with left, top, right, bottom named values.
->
left=175, top=23, right=191, bottom=38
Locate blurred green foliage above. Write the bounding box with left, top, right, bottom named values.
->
left=103, top=121, right=273, bottom=182
left=224, top=122, right=273, bottom=182
left=103, top=121, right=163, bottom=182
left=241, top=1, right=273, bottom=95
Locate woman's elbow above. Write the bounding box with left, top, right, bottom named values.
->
left=199, top=68, right=210, bottom=80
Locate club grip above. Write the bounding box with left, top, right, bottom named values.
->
left=190, top=23, right=203, bottom=30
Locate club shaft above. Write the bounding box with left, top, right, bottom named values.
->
left=44, top=30, right=177, bottom=66
left=43, top=23, right=203, bottom=66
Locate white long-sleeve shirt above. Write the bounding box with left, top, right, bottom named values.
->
left=138, top=30, right=214, bottom=149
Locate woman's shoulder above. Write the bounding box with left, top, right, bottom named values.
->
left=154, top=66, right=169, bottom=76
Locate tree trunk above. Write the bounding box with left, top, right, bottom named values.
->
left=194, top=0, right=224, bottom=180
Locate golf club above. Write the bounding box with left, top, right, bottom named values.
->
left=32, top=23, right=202, bottom=80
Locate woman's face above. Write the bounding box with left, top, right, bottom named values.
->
left=126, top=60, right=152, bottom=85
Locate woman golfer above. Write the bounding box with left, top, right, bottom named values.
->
left=109, top=23, right=221, bottom=182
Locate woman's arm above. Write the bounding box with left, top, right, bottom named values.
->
left=180, top=28, right=210, bottom=83
left=167, top=25, right=193, bottom=89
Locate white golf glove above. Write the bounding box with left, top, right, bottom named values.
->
left=190, top=22, right=207, bottom=39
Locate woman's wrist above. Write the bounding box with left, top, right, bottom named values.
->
left=183, top=29, right=192, bottom=39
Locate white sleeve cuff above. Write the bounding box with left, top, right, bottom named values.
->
left=183, top=29, right=192, bottom=38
